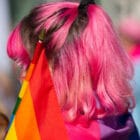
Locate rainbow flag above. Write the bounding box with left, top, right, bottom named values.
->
left=5, top=38, right=69, bottom=140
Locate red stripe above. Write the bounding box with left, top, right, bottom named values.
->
left=32, top=41, right=43, bottom=64
left=29, top=49, right=69, bottom=140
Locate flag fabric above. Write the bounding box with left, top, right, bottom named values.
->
left=5, top=40, right=69, bottom=140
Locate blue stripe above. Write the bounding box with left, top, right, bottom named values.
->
left=7, top=114, right=15, bottom=130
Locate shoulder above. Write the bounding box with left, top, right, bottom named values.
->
left=65, top=113, right=140, bottom=140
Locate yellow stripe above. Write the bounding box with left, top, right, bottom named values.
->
left=19, top=63, right=35, bottom=98
left=19, top=80, right=28, bottom=98
left=5, top=119, right=17, bottom=140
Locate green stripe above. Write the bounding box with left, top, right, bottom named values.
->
left=12, top=97, right=22, bottom=115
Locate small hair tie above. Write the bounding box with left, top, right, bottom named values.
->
left=78, top=0, right=96, bottom=10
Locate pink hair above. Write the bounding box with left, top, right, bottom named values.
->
left=7, top=2, right=135, bottom=122
left=7, top=24, right=30, bottom=70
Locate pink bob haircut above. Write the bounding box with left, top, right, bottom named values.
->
left=7, top=2, right=135, bottom=122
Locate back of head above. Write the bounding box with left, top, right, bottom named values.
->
left=7, top=0, right=135, bottom=122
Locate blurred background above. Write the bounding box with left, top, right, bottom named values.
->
left=0, top=0, right=140, bottom=138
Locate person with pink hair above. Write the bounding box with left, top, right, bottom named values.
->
left=119, top=17, right=140, bottom=134
left=6, top=0, right=139, bottom=139
left=119, top=18, right=140, bottom=61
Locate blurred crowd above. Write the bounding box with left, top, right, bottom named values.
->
left=0, top=0, right=140, bottom=138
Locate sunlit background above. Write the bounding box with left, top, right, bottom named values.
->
left=0, top=0, right=140, bottom=138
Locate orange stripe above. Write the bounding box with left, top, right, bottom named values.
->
left=15, top=87, right=41, bottom=140
left=25, top=63, right=35, bottom=81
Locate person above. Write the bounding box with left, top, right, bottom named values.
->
left=119, top=18, right=140, bottom=133
left=6, top=0, right=140, bottom=139
left=0, top=71, right=14, bottom=139
left=0, top=112, right=9, bottom=139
